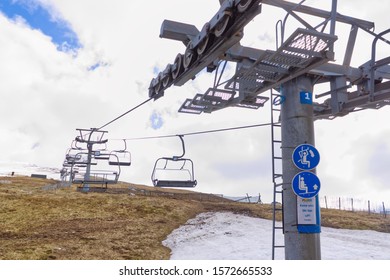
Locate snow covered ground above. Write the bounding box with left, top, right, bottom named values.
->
left=163, top=212, right=390, bottom=260
left=0, top=161, right=60, bottom=179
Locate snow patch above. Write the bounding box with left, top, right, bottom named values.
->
left=163, top=212, right=390, bottom=260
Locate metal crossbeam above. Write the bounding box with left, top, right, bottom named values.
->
left=233, top=28, right=337, bottom=94
left=179, top=28, right=336, bottom=114
left=314, top=80, right=390, bottom=120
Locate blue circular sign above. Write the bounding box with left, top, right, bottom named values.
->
left=292, top=144, right=320, bottom=170
left=292, top=171, right=321, bottom=198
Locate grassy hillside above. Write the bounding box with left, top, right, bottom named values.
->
left=0, top=176, right=389, bottom=260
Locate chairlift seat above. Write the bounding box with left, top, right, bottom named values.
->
left=108, top=158, right=131, bottom=166
left=109, top=161, right=131, bottom=166
left=95, top=155, right=110, bottom=160
left=153, top=179, right=197, bottom=188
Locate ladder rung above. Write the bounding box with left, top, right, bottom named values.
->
left=272, top=123, right=281, bottom=127
left=274, top=245, right=285, bottom=248
left=273, top=156, right=282, bottom=160
left=273, top=139, right=282, bottom=143
left=274, top=226, right=284, bottom=230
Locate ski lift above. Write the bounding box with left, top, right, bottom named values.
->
left=151, top=135, right=197, bottom=188
left=108, top=140, right=131, bottom=166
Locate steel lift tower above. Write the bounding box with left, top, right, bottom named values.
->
left=147, top=0, right=390, bottom=259
left=74, top=128, right=108, bottom=192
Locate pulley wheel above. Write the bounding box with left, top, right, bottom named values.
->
left=162, top=65, right=172, bottom=88
left=197, top=34, right=213, bottom=55
left=183, top=45, right=197, bottom=69
left=154, top=75, right=162, bottom=95
left=161, top=74, right=171, bottom=88
left=172, top=53, right=184, bottom=80
left=214, top=13, right=232, bottom=37
left=237, top=0, right=253, bottom=13
left=148, top=78, right=157, bottom=98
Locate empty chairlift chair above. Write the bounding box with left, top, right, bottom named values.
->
left=151, top=135, right=197, bottom=188
left=108, top=140, right=132, bottom=166
left=93, top=143, right=110, bottom=160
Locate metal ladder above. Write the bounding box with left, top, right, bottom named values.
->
left=270, top=89, right=285, bottom=260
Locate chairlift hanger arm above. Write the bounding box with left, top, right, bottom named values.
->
left=122, top=139, right=127, bottom=151
left=173, top=135, right=186, bottom=160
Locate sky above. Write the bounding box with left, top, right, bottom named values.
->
left=0, top=0, right=390, bottom=206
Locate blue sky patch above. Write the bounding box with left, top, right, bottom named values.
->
left=0, top=0, right=81, bottom=52
left=87, top=61, right=109, bottom=72
left=150, top=111, right=164, bottom=130
left=153, top=66, right=161, bottom=76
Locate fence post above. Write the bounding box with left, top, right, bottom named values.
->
left=324, top=196, right=328, bottom=209
left=339, top=197, right=341, bottom=210
left=368, top=200, right=371, bottom=214
left=246, top=193, right=251, bottom=203
left=258, top=193, right=262, bottom=204
left=383, top=202, right=386, bottom=218
left=351, top=198, right=354, bottom=212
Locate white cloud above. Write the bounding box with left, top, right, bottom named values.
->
left=1, top=0, right=389, bottom=206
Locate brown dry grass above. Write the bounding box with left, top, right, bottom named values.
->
left=0, top=176, right=389, bottom=260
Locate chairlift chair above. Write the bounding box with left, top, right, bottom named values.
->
left=108, top=151, right=131, bottom=166
left=69, top=151, right=113, bottom=185
left=71, top=158, right=120, bottom=185
left=108, top=140, right=131, bottom=166
left=71, top=170, right=120, bottom=185
left=93, top=143, right=110, bottom=160
left=151, top=135, right=197, bottom=188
